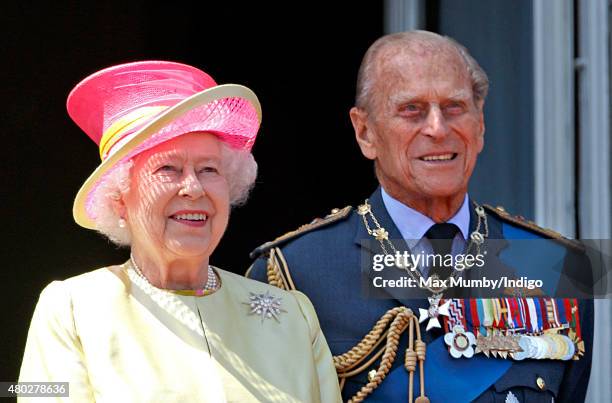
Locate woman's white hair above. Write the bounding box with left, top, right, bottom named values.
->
left=89, top=141, right=257, bottom=246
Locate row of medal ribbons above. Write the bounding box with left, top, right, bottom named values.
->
left=441, top=298, right=584, bottom=361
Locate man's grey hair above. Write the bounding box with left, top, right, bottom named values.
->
left=355, top=30, right=489, bottom=110
left=89, top=143, right=257, bottom=246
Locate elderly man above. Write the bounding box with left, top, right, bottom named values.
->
left=248, top=31, right=593, bottom=403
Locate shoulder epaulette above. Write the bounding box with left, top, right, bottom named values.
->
left=483, top=204, right=585, bottom=252
left=249, top=206, right=352, bottom=259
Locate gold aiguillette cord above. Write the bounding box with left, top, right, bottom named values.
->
left=334, top=307, right=429, bottom=403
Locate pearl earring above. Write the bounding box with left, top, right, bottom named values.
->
left=118, top=218, right=126, bottom=228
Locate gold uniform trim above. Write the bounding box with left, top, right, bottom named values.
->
left=249, top=206, right=352, bottom=259
left=483, top=204, right=585, bottom=252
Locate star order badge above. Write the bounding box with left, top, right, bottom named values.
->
left=244, top=291, right=287, bottom=323
left=505, top=391, right=519, bottom=403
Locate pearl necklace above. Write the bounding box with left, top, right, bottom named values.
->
left=129, top=254, right=219, bottom=296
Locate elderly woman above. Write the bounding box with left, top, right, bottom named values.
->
left=19, top=61, right=341, bottom=402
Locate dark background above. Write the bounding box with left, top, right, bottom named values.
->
left=1, top=2, right=386, bottom=381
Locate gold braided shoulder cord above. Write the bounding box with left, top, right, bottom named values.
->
left=334, top=306, right=429, bottom=403
left=265, top=247, right=296, bottom=291
left=264, top=242, right=430, bottom=402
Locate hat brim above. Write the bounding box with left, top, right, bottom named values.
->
left=73, top=83, right=261, bottom=230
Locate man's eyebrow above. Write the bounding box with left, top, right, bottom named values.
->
left=447, top=90, right=472, bottom=100
left=388, top=92, right=418, bottom=103
left=388, top=90, right=472, bottom=105
left=386, top=93, right=425, bottom=107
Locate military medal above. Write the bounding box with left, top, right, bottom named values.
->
left=418, top=293, right=450, bottom=331
left=562, top=335, right=576, bottom=360
left=444, top=325, right=476, bottom=358
left=443, top=297, right=584, bottom=361
left=475, top=331, right=521, bottom=358
left=512, top=336, right=533, bottom=360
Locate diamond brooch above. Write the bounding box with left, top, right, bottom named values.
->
left=244, top=291, right=287, bottom=323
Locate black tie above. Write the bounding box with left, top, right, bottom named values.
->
left=425, top=223, right=460, bottom=280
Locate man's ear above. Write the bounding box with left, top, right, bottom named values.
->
left=350, top=107, right=377, bottom=160
left=476, top=101, right=485, bottom=153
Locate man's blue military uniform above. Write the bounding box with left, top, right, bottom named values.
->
left=248, top=188, right=593, bottom=402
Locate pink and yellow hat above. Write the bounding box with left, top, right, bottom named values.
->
left=68, top=60, right=261, bottom=229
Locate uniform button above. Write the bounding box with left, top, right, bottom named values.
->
left=536, top=376, right=546, bottom=391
